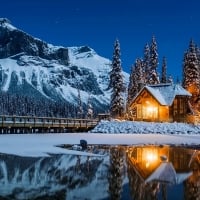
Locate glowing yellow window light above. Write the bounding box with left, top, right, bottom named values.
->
left=146, top=151, right=158, bottom=162
left=143, top=148, right=158, bottom=168
left=147, top=106, right=156, bottom=113
left=143, top=101, right=158, bottom=119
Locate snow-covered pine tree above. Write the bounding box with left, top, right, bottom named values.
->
left=196, top=46, right=200, bottom=110
left=143, top=43, right=150, bottom=83
left=87, top=94, right=93, bottom=119
left=182, top=40, right=200, bottom=107
left=195, top=45, right=200, bottom=61
left=127, top=58, right=144, bottom=105
left=110, top=39, right=125, bottom=118
left=195, top=44, right=200, bottom=73
left=126, top=59, right=144, bottom=118
left=127, top=65, right=136, bottom=106
left=108, top=147, right=124, bottom=200
left=135, top=58, right=144, bottom=91
left=161, top=56, right=167, bottom=83
left=126, top=64, right=137, bottom=119
left=77, top=87, right=83, bottom=118
left=148, top=36, right=160, bottom=84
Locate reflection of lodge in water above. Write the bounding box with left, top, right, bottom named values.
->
left=126, top=145, right=200, bottom=200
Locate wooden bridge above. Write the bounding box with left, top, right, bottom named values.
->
left=0, top=115, right=100, bottom=133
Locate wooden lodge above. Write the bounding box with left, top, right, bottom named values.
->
left=127, top=145, right=195, bottom=184
left=129, top=83, right=192, bottom=122
left=126, top=145, right=199, bottom=199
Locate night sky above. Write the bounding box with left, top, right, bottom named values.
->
left=1, top=0, right=200, bottom=80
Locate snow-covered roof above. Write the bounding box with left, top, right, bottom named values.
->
left=133, top=83, right=191, bottom=106
left=145, top=162, right=192, bottom=184
left=145, top=162, right=176, bottom=183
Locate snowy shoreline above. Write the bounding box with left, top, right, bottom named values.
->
left=0, top=120, right=200, bottom=157
left=90, top=120, right=200, bottom=134
left=0, top=132, right=200, bottom=157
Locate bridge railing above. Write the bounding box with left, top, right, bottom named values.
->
left=0, top=115, right=99, bottom=129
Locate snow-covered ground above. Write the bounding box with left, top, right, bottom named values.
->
left=91, top=120, right=200, bottom=134
left=0, top=120, right=200, bottom=157
left=0, top=133, right=200, bottom=157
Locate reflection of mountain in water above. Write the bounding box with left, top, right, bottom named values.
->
left=0, top=145, right=199, bottom=200
left=0, top=153, right=110, bottom=200
left=126, top=145, right=200, bottom=200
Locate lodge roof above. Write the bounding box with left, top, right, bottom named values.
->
left=132, top=83, right=191, bottom=106
left=145, top=162, right=192, bottom=184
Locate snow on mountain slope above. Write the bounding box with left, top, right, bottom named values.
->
left=0, top=18, right=129, bottom=113
left=68, top=46, right=111, bottom=91
left=0, top=18, right=16, bottom=31
left=0, top=152, right=110, bottom=199
left=0, top=50, right=112, bottom=108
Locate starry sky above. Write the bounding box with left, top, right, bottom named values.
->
left=1, top=0, right=200, bottom=80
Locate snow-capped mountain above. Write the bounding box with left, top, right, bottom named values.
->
left=0, top=152, right=110, bottom=199
left=0, top=148, right=129, bottom=200
left=0, top=18, right=129, bottom=114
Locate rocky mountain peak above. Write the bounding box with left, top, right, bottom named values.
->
left=0, top=19, right=69, bottom=64
left=0, top=18, right=13, bottom=26
left=0, top=19, right=128, bottom=116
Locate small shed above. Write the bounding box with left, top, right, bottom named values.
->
left=129, top=83, right=192, bottom=122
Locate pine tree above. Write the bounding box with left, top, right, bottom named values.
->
left=195, top=45, right=200, bottom=62
left=108, top=147, right=124, bottom=200
left=143, top=43, right=150, bottom=83
left=110, top=39, right=125, bottom=118
left=148, top=36, right=160, bottom=84
left=127, top=58, right=144, bottom=104
left=161, top=57, right=167, bottom=83
left=127, top=65, right=137, bottom=106
left=182, top=40, right=200, bottom=107
left=77, top=87, right=83, bottom=118
left=135, top=58, right=144, bottom=90
left=87, top=94, right=93, bottom=119
left=126, top=59, right=145, bottom=118
left=195, top=45, right=200, bottom=74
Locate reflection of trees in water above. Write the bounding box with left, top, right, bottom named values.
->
left=127, top=160, right=161, bottom=200
left=74, top=155, right=91, bottom=174
left=184, top=154, right=200, bottom=199
left=161, top=183, right=167, bottom=200
left=108, top=147, right=124, bottom=200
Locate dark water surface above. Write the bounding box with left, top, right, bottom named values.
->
left=0, top=144, right=199, bottom=200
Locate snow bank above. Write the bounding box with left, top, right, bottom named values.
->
left=0, top=120, right=200, bottom=157
left=0, top=132, right=200, bottom=157
left=90, top=120, right=200, bottom=134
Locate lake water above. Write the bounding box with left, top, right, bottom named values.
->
left=0, top=144, right=199, bottom=200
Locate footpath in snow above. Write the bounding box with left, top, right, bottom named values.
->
left=90, top=120, right=200, bottom=134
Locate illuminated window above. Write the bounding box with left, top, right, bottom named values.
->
left=143, top=102, right=158, bottom=119
left=142, top=148, right=158, bottom=168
